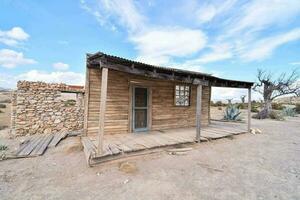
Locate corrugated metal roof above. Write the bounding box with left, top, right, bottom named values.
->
left=87, top=51, right=254, bottom=85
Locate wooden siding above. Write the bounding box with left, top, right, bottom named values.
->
left=86, top=68, right=211, bottom=136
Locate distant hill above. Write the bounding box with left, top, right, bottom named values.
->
left=0, top=87, right=11, bottom=92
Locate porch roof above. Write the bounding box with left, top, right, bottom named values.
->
left=87, top=51, right=254, bottom=88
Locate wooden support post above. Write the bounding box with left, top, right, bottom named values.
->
left=247, top=87, right=251, bottom=132
left=97, top=67, right=108, bottom=154
left=83, top=66, right=90, bottom=136
left=196, top=84, right=202, bottom=142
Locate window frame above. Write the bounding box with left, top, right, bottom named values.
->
left=174, top=84, right=191, bottom=107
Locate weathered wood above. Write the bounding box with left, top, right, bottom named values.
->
left=81, top=137, right=97, bottom=166
left=248, top=87, right=251, bottom=132
left=17, top=135, right=43, bottom=157
left=83, top=65, right=90, bottom=136
left=196, top=84, right=202, bottom=142
left=97, top=67, right=108, bottom=154
left=30, top=134, right=53, bottom=156
left=93, top=61, right=209, bottom=86
left=87, top=69, right=211, bottom=136
left=48, top=132, right=68, bottom=147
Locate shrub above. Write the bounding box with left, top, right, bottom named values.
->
left=211, top=101, right=225, bottom=107
left=269, top=110, right=285, bottom=120
left=218, top=107, right=222, bottom=110
left=223, top=104, right=242, bottom=121
left=282, top=107, right=297, bottom=117
left=295, top=103, right=300, bottom=114
left=237, top=103, right=246, bottom=109
left=271, top=102, right=284, bottom=110
left=63, top=99, right=76, bottom=107
left=0, top=99, right=11, bottom=103
left=0, top=103, right=6, bottom=108
left=251, top=104, right=259, bottom=113
left=0, top=144, right=8, bottom=151
left=0, top=125, right=8, bottom=130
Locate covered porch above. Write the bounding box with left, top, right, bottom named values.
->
left=82, top=120, right=247, bottom=166
left=82, top=52, right=254, bottom=166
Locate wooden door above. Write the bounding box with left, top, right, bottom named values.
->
left=133, top=87, right=148, bottom=132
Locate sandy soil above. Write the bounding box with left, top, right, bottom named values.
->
left=210, top=106, right=252, bottom=121
left=0, top=117, right=299, bottom=200
left=0, top=103, right=11, bottom=128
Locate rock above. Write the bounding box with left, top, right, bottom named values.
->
left=255, top=129, right=262, bottom=134
left=119, top=162, right=138, bottom=173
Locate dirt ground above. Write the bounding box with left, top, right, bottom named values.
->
left=0, top=117, right=299, bottom=200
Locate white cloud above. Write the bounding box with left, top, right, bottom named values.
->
left=0, top=49, right=37, bottom=68
left=227, top=0, right=300, bottom=35
left=80, top=0, right=145, bottom=32
left=290, top=62, right=300, bottom=66
left=17, top=70, right=85, bottom=85
left=195, top=0, right=237, bottom=24
left=53, top=62, right=69, bottom=71
left=186, top=43, right=232, bottom=64
left=81, top=0, right=208, bottom=66
left=240, top=28, right=300, bottom=61
left=0, top=27, right=29, bottom=46
left=132, top=27, right=207, bottom=65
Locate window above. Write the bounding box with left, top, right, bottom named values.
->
left=175, top=85, right=190, bottom=106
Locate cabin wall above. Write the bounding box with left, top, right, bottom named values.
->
left=86, top=68, right=210, bottom=136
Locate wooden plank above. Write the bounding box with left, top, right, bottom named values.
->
left=196, top=84, right=202, bottom=142
left=84, top=66, right=90, bottom=136
left=48, top=132, right=68, bottom=147
left=81, top=137, right=97, bottom=165
left=17, top=135, right=43, bottom=157
left=97, top=67, right=108, bottom=154
left=248, top=87, right=251, bottom=132
left=30, top=134, right=54, bottom=156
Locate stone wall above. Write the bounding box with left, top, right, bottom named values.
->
left=11, top=81, right=84, bottom=136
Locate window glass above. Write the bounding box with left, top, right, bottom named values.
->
left=175, top=85, right=190, bottom=106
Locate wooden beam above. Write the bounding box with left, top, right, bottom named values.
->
left=247, top=87, right=251, bottom=132
left=97, top=67, right=108, bottom=154
left=196, top=84, right=202, bottom=142
left=83, top=65, right=90, bottom=136
left=91, top=61, right=209, bottom=86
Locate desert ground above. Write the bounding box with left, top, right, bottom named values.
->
left=0, top=114, right=299, bottom=199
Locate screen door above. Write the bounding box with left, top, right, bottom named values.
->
left=133, top=87, right=148, bottom=131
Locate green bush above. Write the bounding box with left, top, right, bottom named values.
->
left=282, top=107, right=297, bottom=117
left=223, top=104, right=242, bottom=121
left=211, top=101, right=225, bottom=107
left=0, top=125, right=8, bottom=130
left=269, top=110, right=285, bottom=120
left=271, top=102, right=284, bottom=110
left=295, top=103, right=300, bottom=114
left=251, top=105, right=259, bottom=113
left=237, top=103, right=246, bottom=109
left=0, top=103, right=6, bottom=108
left=63, top=99, right=76, bottom=107
left=0, top=144, right=8, bottom=151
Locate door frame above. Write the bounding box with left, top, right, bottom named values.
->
left=129, top=83, right=152, bottom=133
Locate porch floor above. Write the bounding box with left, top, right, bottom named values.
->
left=82, top=121, right=248, bottom=166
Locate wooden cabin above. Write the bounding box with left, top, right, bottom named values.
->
left=83, top=52, right=253, bottom=156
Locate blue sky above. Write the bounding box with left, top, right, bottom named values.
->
left=0, top=0, right=300, bottom=100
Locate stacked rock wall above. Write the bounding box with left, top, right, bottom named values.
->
left=11, top=81, right=84, bottom=136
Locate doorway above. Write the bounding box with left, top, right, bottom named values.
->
left=133, top=87, right=149, bottom=132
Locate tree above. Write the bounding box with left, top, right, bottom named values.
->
left=226, top=98, right=233, bottom=104
left=240, top=95, right=246, bottom=104
left=253, top=69, right=300, bottom=119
